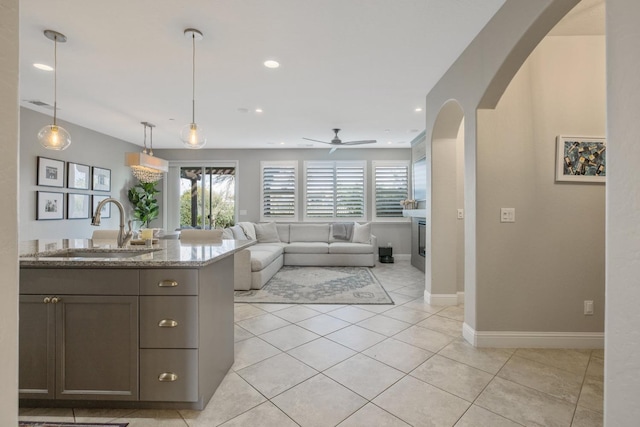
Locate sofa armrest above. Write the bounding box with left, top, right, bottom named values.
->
left=371, top=234, right=378, bottom=253
left=234, top=249, right=252, bottom=291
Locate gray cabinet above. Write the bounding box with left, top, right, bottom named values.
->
left=19, top=293, right=139, bottom=401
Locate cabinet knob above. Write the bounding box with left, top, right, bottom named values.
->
left=158, top=319, right=178, bottom=328
left=43, top=297, right=51, bottom=304
left=51, top=297, right=61, bottom=304
left=158, top=372, right=178, bottom=382
left=158, top=280, right=178, bottom=288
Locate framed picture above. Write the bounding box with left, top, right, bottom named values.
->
left=92, top=167, right=111, bottom=191
left=92, top=195, right=111, bottom=218
left=555, top=136, right=606, bottom=183
left=36, top=191, right=64, bottom=220
left=37, top=157, right=64, bottom=187
left=67, top=193, right=90, bottom=219
left=67, top=162, right=91, bottom=190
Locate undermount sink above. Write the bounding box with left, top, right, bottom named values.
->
left=40, top=249, right=159, bottom=259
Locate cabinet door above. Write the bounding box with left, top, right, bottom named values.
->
left=55, top=295, right=139, bottom=400
left=19, top=295, right=55, bottom=399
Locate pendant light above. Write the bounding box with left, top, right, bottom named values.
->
left=180, top=28, right=206, bottom=149
left=37, top=30, right=71, bottom=150
left=126, top=122, right=168, bottom=183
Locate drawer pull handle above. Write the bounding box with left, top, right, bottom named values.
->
left=43, top=297, right=51, bottom=304
left=158, top=372, right=178, bottom=382
left=158, top=280, right=178, bottom=288
left=51, top=297, right=61, bottom=304
left=158, top=319, right=178, bottom=328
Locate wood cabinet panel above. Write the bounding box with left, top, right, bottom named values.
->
left=140, top=269, right=198, bottom=296
left=140, top=296, right=198, bottom=349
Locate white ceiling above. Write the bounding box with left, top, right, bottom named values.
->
left=20, top=0, right=509, bottom=149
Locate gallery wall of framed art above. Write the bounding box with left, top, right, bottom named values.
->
left=35, top=156, right=112, bottom=220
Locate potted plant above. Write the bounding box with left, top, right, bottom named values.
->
left=128, top=182, right=159, bottom=229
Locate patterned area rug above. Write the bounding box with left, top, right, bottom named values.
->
left=19, top=423, right=128, bottom=427
left=234, top=266, right=394, bottom=304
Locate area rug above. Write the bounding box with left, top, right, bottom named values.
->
left=19, top=422, right=128, bottom=427
left=234, top=266, right=394, bottom=304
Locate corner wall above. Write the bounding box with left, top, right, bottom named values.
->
left=0, top=0, right=19, bottom=423
left=476, top=35, right=605, bottom=333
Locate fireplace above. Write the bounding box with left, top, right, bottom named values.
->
left=418, top=220, right=426, bottom=257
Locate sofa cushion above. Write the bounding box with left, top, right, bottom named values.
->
left=248, top=246, right=283, bottom=271
left=284, top=242, right=329, bottom=254
left=238, top=222, right=257, bottom=240
left=230, top=224, right=247, bottom=240
left=351, top=222, right=371, bottom=244
left=290, top=224, right=330, bottom=242
left=329, top=242, right=374, bottom=254
left=276, top=223, right=290, bottom=243
left=254, top=222, right=281, bottom=243
left=221, top=228, right=234, bottom=239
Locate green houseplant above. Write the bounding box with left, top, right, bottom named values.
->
left=128, top=182, right=159, bottom=228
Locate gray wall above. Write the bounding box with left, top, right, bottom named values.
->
left=156, top=147, right=413, bottom=254
left=1, top=1, right=19, bottom=423
left=476, top=35, right=605, bottom=332
left=20, top=108, right=140, bottom=240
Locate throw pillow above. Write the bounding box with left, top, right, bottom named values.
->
left=238, top=222, right=257, bottom=240
left=221, top=228, right=234, bottom=239
left=351, top=222, right=371, bottom=244
left=230, top=224, right=248, bottom=240
left=254, top=222, right=281, bottom=243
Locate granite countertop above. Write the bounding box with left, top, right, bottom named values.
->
left=20, top=238, right=255, bottom=268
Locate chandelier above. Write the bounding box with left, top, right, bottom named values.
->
left=125, top=122, right=168, bottom=183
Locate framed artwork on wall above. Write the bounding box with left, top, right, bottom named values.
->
left=36, top=191, right=64, bottom=220
left=37, top=157, right=64, bottom=187
left=67, top=193, right=90, bottom=219
left=92, top=167, right=111, bottom=191
left=92, top=194, right=111, bottom=218
left=555, top=136, right=606, bottom=183
left=67, top=162, right=91, bottom=190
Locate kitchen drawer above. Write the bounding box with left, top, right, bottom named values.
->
left=20, top=268, right=139, bottom=295
left=140, top=349, right=198, bottom=402
left=140, top=269, right=198, bottom=296
left=140, top=296, right=198, bottom=349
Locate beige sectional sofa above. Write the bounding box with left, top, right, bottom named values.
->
left=225, top=222, right=377, bottom=290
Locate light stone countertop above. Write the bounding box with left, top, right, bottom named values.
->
left=20, top=238, right=255, bottom=268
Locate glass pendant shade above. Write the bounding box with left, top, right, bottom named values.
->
left=180, top=123, right=206, bottom=149
left=40, top=30, right=70, bottom=150
left=38, top=124, right=71, bottom=150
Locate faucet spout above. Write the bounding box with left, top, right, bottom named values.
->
left=92, top=197, right=133, bottom=248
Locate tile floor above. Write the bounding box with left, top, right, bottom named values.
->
left=19, top=260, right=604, bottom=427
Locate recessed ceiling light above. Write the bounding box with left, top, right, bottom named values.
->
left=264, top=60, right=280, bottom=69
left=415, top=107, right=423, bottom=112
left=33, top=63, right=53, bottom=71
left=279, top=142, right=285, bottom=145
left=255, top=108, right=263, bottom=113
left=387, top=141, right=393, bottom=144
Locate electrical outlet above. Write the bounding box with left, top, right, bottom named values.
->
left=584, top=300, right=594, bottom=315
left=500, top=208, right=515, bottom=223
left=457, top=209, right=464, bottom=219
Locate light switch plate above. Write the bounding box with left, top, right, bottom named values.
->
left=457, top=209, right=464, bottom=219
left=500, top=208, right=515, bottom=223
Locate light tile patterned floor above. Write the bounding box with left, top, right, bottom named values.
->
left=19, top=260, right=604, bottom=427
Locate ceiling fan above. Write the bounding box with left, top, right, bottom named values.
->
left=303, top=128, right=376, bottom=153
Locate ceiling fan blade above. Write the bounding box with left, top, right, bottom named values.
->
left=302, top=137, right=330, bottom=144
left=341, top=140, right=377, bottom=145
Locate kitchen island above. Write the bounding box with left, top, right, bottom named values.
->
left=19, top=238, right=253, bottom=410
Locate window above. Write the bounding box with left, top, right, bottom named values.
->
left=260, top=161, right=298, bottom=221
left=373, top=161, right=410, bottom=221
left=304, top=161, right=366, bottom=221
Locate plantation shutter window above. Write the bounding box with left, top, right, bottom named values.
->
left=373, top=161, right=410, bottom=221
left=261, top=161, right=298, bottom=221
left=304, top=161, right=366, bottom=221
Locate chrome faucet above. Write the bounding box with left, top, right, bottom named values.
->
left=92, top=198, right=133, bottom=248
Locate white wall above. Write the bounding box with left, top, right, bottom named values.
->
left=605, top=0, right=640, bottom=423
left=0, top=0, right=19, bottom=423
left=477, top=35, right=605, bottom=332
left=456, top=121, right=465, bottom=293
left=20, top=108, right=140, bottom=240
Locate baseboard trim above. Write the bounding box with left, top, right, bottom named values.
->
left=462, top=323, right=604, bottom=348
left=393, top=254, right=411, bottom=261
left=457, top=291, right=464, bottom=305
left=424, top=290, right=458, bottom=306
